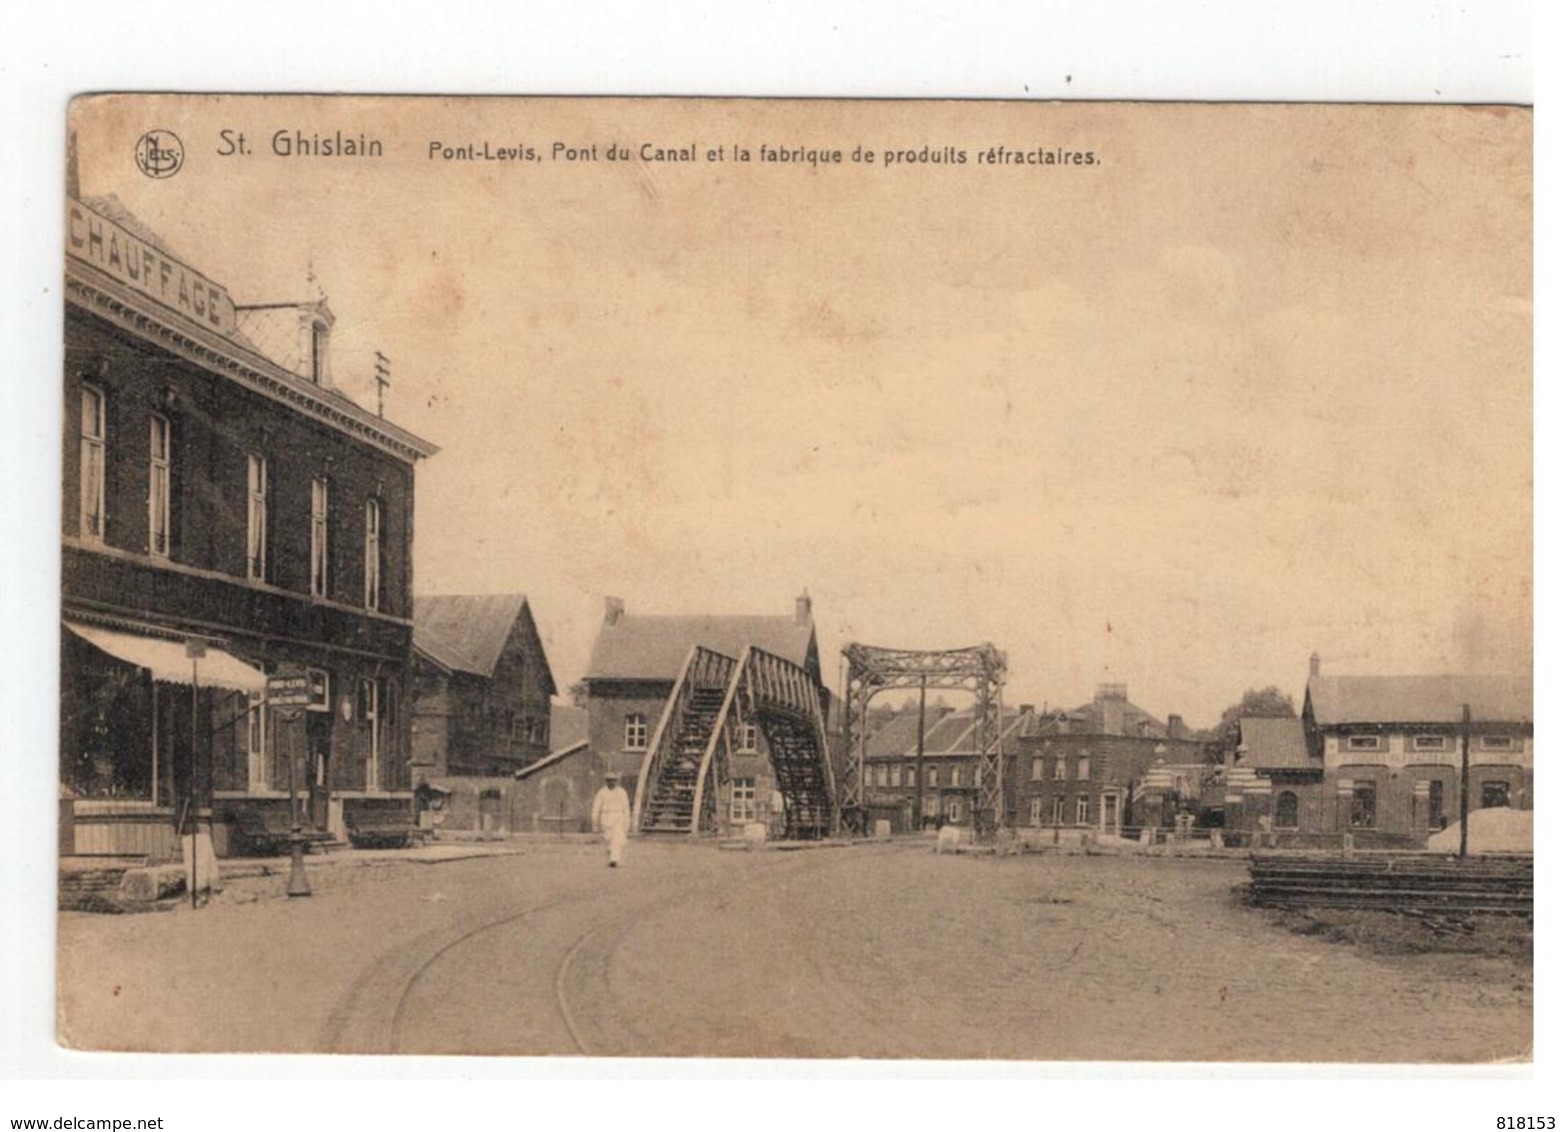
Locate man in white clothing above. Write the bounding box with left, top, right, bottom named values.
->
left=591, top=771, right=631, bottom=868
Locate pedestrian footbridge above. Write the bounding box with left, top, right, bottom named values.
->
left=631, top=645, right=835, bottom=839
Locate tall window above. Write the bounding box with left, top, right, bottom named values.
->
left=359, top=678, right=380, bottom=790
left=1075, top=794, right=1090, bottom=824
left=1427, top=780, right=1445, bottom=829
left=730, top=777, right=756, bottom=822
left=79, top=385, right=106, bottom=541
left=1350, top=781, right=1377, bottom=828
left=736, top=722, right=758, bottom=752
left=1053, top=758, right=1067, bottom=781
left=246, top=692, right=268, bottom=791
left=1052, top=795, right=1066, bottom=824
left=310, top=477, right=329, bottom=597
left=624, top=713, right=648, bottom=751
left=363, top=497, right=381, bottom=610
left=1274, top=790, right=1299, bottom=830
left=310, top=322, right=328, bottom=384
left=147, top=414, right=171, bottom=558
left=1030, top=757, right=1044, bottom=780
left=1029, top=797, right=1043, bottom=826
left=246, top=454, right=268, bottom=582
left=927, top=766, right=938, bottom=787
left=1077, top=756, right=1091, bottom=780
left=889, top=764, right=901, bottom=788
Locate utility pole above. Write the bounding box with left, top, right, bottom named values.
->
left=1459, top=702, right=1471, bottom=860
left=914, top=677, right=927, bottom=831
left=374, top=352, right=391, bottom=418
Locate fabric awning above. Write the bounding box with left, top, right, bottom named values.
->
left=65, top=621, right=266, bottom=694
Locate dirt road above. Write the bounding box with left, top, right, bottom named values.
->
left=56, top=839, right=1530, bottom=1061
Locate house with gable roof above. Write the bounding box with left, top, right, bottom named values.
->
left=1222, top=656, right=1533, bottom=846
left=1299, top=657, right=1531, bottom=842
left=411, top=594, right=556, bottom=778
left=860, top=702, right=1033, bottom=831
left=581, top=592, right=824, bottom=831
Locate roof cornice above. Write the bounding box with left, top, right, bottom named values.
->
left=66, top=264, right=439, bottom=464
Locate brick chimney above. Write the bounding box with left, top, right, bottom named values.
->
left=1168, top=713, right=1185, bottom=740
left=1309, top=651, right=1321, bottom=677
left=604, top=596, right=625, bottom=626
left=795, top=589, right=812, bottom=625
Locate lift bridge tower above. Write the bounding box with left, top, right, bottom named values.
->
left=839, top=643, right=1008, bottom=837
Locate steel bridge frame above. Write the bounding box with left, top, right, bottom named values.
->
left=631, top=644, right=837, bottom=839
left=839, top=643, right=1008, bottom=837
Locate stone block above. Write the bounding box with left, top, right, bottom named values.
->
left=117, top=864, right=186, bottom=903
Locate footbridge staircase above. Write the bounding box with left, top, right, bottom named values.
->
left=631, top=645, right=836, bottom=839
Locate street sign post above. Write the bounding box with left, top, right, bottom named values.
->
left=268, top=667, right=313, bottom=898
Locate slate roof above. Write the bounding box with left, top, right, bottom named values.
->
left=586, top=614, right=815, bottom=682
left=1237, top=716, right=1313, bottom=770
left=1305, top=674, right=1531, bottom=727
left=865, top=706, right=1029, bottom=758
left=1021, top=696, right=1169, bottom=739
left=414, top=593, right=556, bottom=693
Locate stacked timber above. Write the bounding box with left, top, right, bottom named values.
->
left=1248, top=853, right=1532, bottom=915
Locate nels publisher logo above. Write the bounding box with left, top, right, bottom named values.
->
left=135, top=129, right=184, bottom=178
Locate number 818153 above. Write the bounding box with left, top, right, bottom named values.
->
left=1498, top=1119, right=1555, bottom=1129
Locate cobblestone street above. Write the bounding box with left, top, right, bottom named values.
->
left=57, top=839, right=1531, bottom=1062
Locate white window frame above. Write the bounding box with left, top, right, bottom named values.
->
left=1077, top=756, right=1091, bottom=780
left=1053, top=758, right=1067, bottom=781
left=624, top=713, right=648, bottom=751
left=148, top=413, right=171, bottom=559
left=946, top=797, right=961, bottom=822
left=1479, top=735, right=1516, bottom=752
left=889, top=764, right=901, bottom=788
left=736, top=721, right=758, bottom=753
left=80, top=384, right=106, bottom=541
left=360, top=678, right=381, bottom=791
left=310, top=477, right=330, bottom=598
left=363, top=497, right=382, bottom=611
left=1346, top=734, right=1384, bottom=752
left=1076, top=794, right=1090, bottom=824
left=730, top=777, right=756, bottom=822
left=1031, top=756, right=1044, bottom=781
left=1412, top=734, right=1450, bottom=751
left=1052, top=795, right=1066, bottom=824
left=926, top=766, right=938, bottom=787
left=246, top=692, right=268, bottom=791
left=247, top=453, right=268, bottom=582
left=1029, top=797, right=1043, bottom=826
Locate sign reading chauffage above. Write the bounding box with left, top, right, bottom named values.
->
left=66, top=196, right=237, bottom=336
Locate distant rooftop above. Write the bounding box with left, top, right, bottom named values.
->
left=1305, top=674, right=1531, bottom=727
left=586, top=594, right=817, bottom=683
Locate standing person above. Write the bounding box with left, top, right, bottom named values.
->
left=591, top=771, right=631, bottom=868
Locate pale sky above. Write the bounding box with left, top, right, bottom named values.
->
left=70, top=97, right=1532, bottom=727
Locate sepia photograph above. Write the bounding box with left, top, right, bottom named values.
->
left=52, top=91, right=1531, bottom=1066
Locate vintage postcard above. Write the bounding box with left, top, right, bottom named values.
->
left=57, top=95, right=1531, bottom=1060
